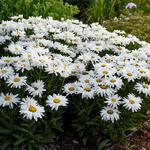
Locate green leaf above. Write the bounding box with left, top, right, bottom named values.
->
left=97, top=139, right=111, bottom=150
left=1, top=140, right=11, bottom=150
left=0, top=128, right=11, bottom=134
left=14, top=138, right=27, bottom=146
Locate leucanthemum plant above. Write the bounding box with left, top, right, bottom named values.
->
left=0, top=15, right=150, bottom=147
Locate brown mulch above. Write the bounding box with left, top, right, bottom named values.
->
left=128, top=130, right=150, bottom=150
left=109, top=120, right=150, bottom=150
left=39, top=128, right=150, bottom=150
left=43, top=120, right=150, bottom=150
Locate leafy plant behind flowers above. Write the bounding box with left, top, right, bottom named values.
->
left=0, top=0, right=79, bottom=21
left=85, top=0, right=126, bottom=23
left=0, top=16, right=150, bottom=148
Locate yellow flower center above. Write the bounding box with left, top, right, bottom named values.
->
left=135, top=64, right=139, bottom=67
left=139, top=70, right=145, bottom=73
left=118, top=47, right=122, bottom=51
left=96, top=47, right=100, bottom=51
left=53, top=98, right=61, bottom=103
left=100, top=85, right=108, bottom=89
left=106, top=59, right=111, bottom=63
left=15, top=47, right=19, bottom=51
left=4, top=96, right=12, bottom=101
left=103, top=71, right=109, bottom=75
left=117, top=66, right=123, bottom=71
left=28, top=105, right=37, bottom=112
left=4, top=59, right=10, bottom=63
left=84, top=79, right=90, bottom=83
left=101, top=64, right=106, bottom=67
left=1, top=69, right=7, bottom=74
left=129, top=99, right=135, bottom=105
left=32, top=86, right=38, bottom=90
left=110, top=79, right=116, bottom=83
left=107, top=109, right=114, bottom=115
left=111, top=98, right=117, bottom=103
left=13, top=77, right=21, bottom=82
left=21, top=64, right=27, bottom=67
left=27, top=53, right=32, bottom=58
left=127, top=73, right=133, bottom=76
left=82, top=71, right=88, bottom=75
left=143, top=84, right=149, bottom=89
left=96, top=79, right=102, bottom=83
left=39, top=59, right=45, bottom=63
left=68, top=86, right=75, bottom=91
left=84, top=87, right=91, bottom=92
left=147, top=54, right=150, bottom=57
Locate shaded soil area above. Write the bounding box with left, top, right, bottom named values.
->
left=1, top=121, right=150, bottom=150
left=39, top=129, right=150, bottom=150
left=128, top=130, right=150, bottom=150
left=40, top=121, right=150, bottom=150
left=39, top=133, right=95, bottom=150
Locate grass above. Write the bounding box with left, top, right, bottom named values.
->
left=103, top=11, right=150, bottom=43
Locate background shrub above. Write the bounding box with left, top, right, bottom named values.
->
left=103, top=11, right=150, bottom=43
left=0, top=0, right=79, bottom=21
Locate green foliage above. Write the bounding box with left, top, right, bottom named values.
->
left=0, top=107, right=64, bottom=149
left=86, top=0, right=125, bottom=23
left=64, top=0, right=90, bottom=8
left=0, top=0, right=79, bottom=21
left=103, top=11, right=150, bottom=43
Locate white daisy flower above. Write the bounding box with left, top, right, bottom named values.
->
left=96, top=84, right=115, bottom=97
left=96, top=67, right=116, bottom=77
left=64, top=82, right=78, bottom=95
left=0, top=93, right=20, bottom=109
left=105, top=94, right=121, bottom=108
left=20, top=97, right=45, bottom=121
left=71, top=63, right=86, bottom=75
left=46, top=94, right=68, bottom=110
left=100, top=106, right=120, bottom=123
left=78, top=84, right=95, bottom=99
left=6, top=74, right=27, bottom=88
left=94, top=77, right=104, bottom=85
left=104, top=76, right=123, bottom=90
left=121, top=67, right=139, bottom=82
left=0, top=56, right=14, bottom=66
left=26, top=80, right=46, bottom=97
left=8, top=43, right=25, bottom=55
left=0, top=66, right=14, bottom=80
left=79, top=75, right=95, bottom=86
left=14, top=58, right=32, bottom=72
left=94, top=62, right=114, bottom=71
left=135, top=82, right=150, bottom=96
left=123, top=94, right=142, bottom=112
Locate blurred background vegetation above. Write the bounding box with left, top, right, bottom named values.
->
left=65, top=0, right=150, bottom=42
left=0, top=0, right=79, bottom=21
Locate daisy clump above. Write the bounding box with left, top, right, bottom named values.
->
left=0, top=15, right=149, bottom=126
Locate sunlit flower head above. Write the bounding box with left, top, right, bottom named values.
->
left=46, top=94, right=68, bottom=110
left=20, top=97, right=45, bottom=121
left=100, top=106, right=120, bottom=123
left=0, top=93, right=20, bottom=109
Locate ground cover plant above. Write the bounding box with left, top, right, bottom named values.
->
left=103, top=11, right=150, bottom=43
left=0, top=16, right=150, bottom=149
